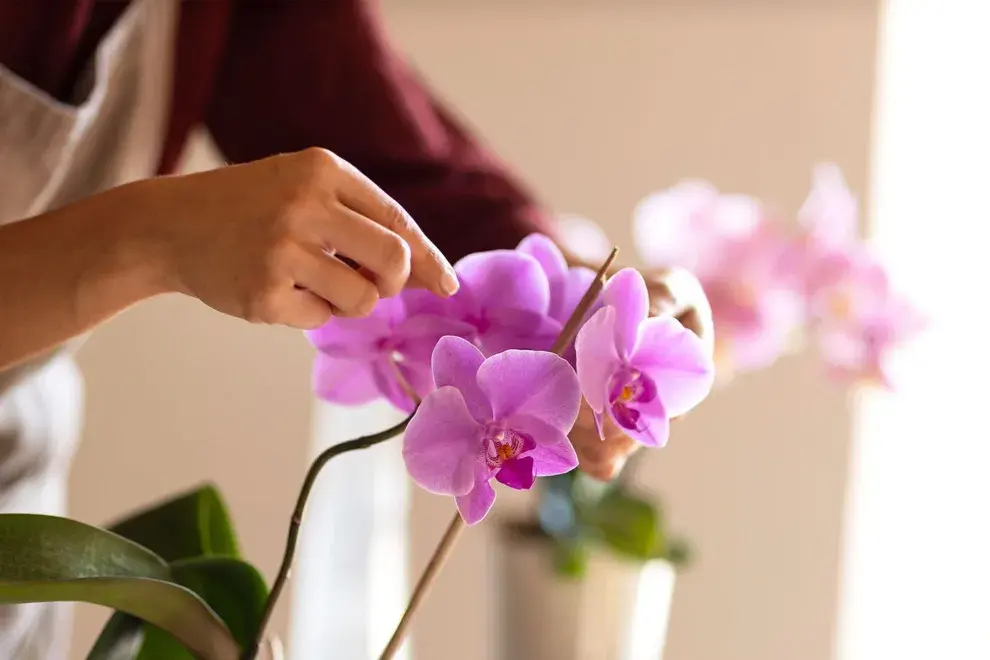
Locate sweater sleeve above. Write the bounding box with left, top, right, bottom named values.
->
left=205, top=0, right=551, bottom=262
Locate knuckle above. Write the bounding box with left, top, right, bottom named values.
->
left=338, top=282, right=379, bottom=318
left=296, top=147, right=339, bottom=174
left=379, top=234, right=411, bottom=277
left=287, top=148, right=339, bottom=197
left=353, top=285, right=380, bottom=317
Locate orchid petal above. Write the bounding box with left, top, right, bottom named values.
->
left=517, top=234, right=568, bottom=281
left=798, top=163, right=859, bottom=247
left=574, top=306, right=621, bottom=413
left=402, top=386, right=483, bottom=497
left=632, top=181, right=719, bottom=270
left=431, top=336, right=492, bottom=423
left=550, top=266, right=598, bottom=325
left=630, top=315, right=715, bottom=417
left=455, top=477, right=496, bottom=525
left=603, top=268, right=650, bottom=359
left=608, top=395, right=670, bottom=448
left=374, top=359, right=433, bottom=414
left=478, top=308, right=561, bottom=355
left=495, top=456, right=536, bottom=490
left=305, top=315, right=389, bottom=357
left=509, top=414, right=579, bottom=477
left=476, top=350, right=581, bottom=433
left=455, top=250, right=550, bottom=316
left=312, top=354, right=379, bottom=406
left=397, top=315, right=477, bottom=363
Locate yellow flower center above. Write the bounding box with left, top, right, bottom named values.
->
left=827, top=289, right=853, bottom=320
left=496, top=442, right=517, bottom=462
left=618, top=385, right=636, bottom=402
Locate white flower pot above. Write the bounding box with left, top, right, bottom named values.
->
left=495, top=526, right=676, bottom=660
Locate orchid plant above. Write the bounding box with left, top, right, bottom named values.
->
left=0, top=164, right=920, bottom=660
left=0, top=231, right=712, bottom=659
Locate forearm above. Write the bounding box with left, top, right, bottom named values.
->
left=0, top=183, right=167, bottom=370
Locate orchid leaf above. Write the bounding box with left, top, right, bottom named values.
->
left=583, top=489, right=663, bottom=561
left=90, top=557, right=269, bottom=660
left=107, top=484, right=239, bottom=562
left=0, top=514, right=240, bottom=660
left=90, top=487, right=258, bottom=660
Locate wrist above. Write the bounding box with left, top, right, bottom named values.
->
left=78, top=180, right=177, bottom=308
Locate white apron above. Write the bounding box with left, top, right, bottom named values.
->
left=0, top=0, right=178, bottom=656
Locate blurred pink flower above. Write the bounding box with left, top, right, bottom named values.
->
left=634, top=181, right=805, bottom=374
left=794, top=164, right=926, bottom=387
left=808, top=246, right=926, bottom=388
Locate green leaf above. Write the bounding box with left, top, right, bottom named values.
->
left=0, top=514, right=240, bottom=660
left=89, top=557, right=270, bottom=660
left=108, top=484, right=239, bottom=562
left=170, top=557, right=268, bottom=650
left=93, top=485, right=245, bottom=659
left=583, top=490, right=663, bottom=561
left=551, top=539, right=589, bottom=579
left=91, top=511, right=264, bottom=660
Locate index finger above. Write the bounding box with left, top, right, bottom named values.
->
left=330, top=155, right=459, bottom=297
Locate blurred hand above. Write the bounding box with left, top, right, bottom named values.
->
left=144, top=148, right=459, bottom=329
left=570, top=267, right=714, bottom=480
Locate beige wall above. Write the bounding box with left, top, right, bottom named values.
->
left=69, top=2, right=878, bottom=659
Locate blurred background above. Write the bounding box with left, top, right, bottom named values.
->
left=65, top=1, right=987, bottom=659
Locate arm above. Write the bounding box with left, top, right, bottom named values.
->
left=0, top=186, right=167, bottom=371
left=0, top=149, right=457, bottom=371
left=206, top=0, right=552, bottom=262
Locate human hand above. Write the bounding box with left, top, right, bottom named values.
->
left=569, top=267, right=714, bottom=480
left=140, top=148, right=458, bottom=328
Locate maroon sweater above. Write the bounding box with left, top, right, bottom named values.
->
left=0, top=0, right=548, bottom=261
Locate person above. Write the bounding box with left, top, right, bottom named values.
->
left=0, top=1, right=712, bottom=656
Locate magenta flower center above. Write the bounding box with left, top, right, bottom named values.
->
left=465, top=314, right=492, bottom=334
left=483, top=427, right=532, bottom=469
left=607, top=367, right=658, bottom=431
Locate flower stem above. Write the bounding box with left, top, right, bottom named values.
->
left=243, top=414, right=413, bottom=660
left=376, top=513, right=465, bottom=659
left=376, top=247, right=619, bottom=660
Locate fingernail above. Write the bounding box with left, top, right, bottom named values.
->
left=440, top=268, right=460, bottom=296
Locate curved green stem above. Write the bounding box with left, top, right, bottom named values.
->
left=243, top=413, right=413, bottom=660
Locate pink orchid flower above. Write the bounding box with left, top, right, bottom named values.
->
left=402, top=336, right=581, bottom=525
left=575, top=269, right=714, bottom=447
left=306, top=292, right=472, bottom=412
left=449, top=249, right=559, bottom=356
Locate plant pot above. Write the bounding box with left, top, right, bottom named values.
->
left=494, top=523, right=675, bottom=660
